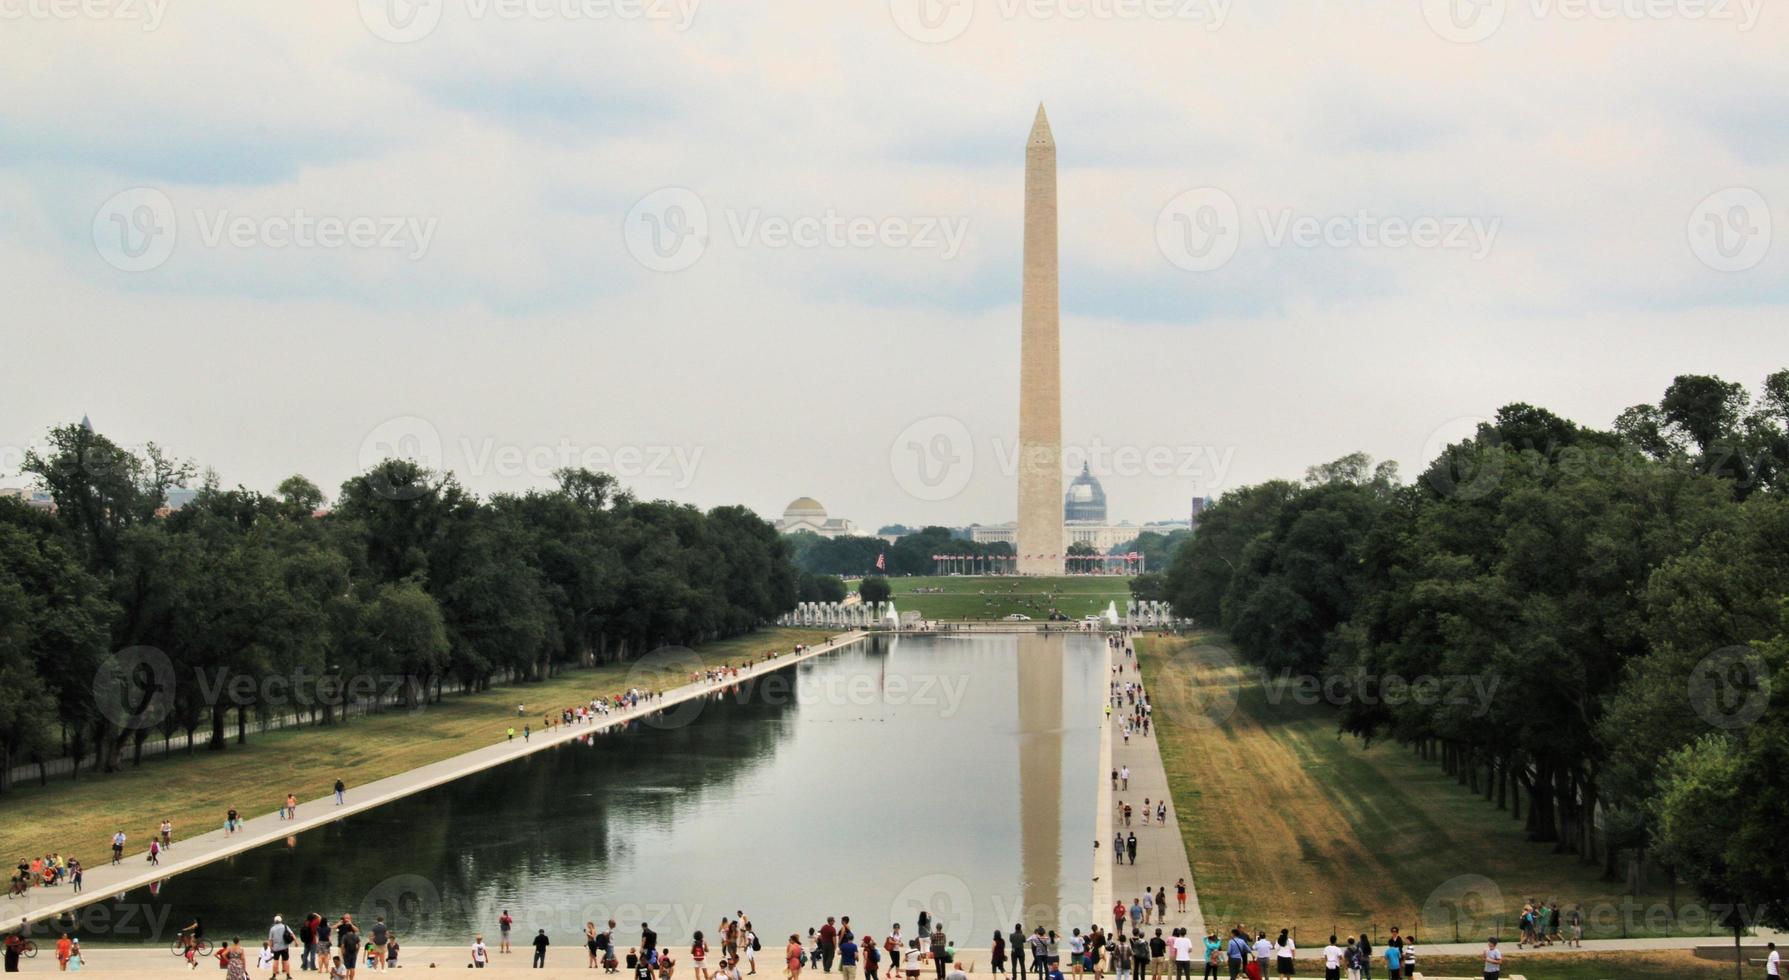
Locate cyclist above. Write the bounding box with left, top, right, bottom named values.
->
left=179, top=916, right=206, bottom=964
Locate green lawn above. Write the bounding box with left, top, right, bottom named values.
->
left=0, top=628, right=831, bottom=861
left=1140, top=633, right=1695, bottom=942
left=1419, top=949, right=1744, bottom=979
left=880, top=575, right=1132, bottom=620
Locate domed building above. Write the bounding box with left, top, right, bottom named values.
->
left=1064, top=464, right=1107, bottom=524
left=775, top=497, right=858, bottom=538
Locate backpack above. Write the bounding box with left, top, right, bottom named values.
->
left=751, top=936, right=761, bottom=953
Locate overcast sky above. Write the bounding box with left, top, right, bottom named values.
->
left=2, top=0, right=1785, bottom=529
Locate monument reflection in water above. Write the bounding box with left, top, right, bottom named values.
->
left=85, top=633, right=1101, bottom=945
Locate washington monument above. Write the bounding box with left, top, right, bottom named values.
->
left=1017, top=104, right=1065, bottom=575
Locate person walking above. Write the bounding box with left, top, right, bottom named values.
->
left=110, top=831, right=125, bottom=865
left=1125, top=833, right=1138, bottom=866
left=533, top=930, right=550, bottom=969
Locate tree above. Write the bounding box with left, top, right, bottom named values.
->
left=859, top=576, right=892, bottom=604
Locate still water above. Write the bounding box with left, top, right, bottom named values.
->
left=87, top=633, right=1102, bottom=947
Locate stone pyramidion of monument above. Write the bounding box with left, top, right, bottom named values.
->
left=1017, top=104, right=1065, bottom=575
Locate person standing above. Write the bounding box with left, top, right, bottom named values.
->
left=533, top=930, right=550, bottom=969
left=299, top=916, right=318, bottom=972
left=1010, top=926, right=1027, bottom=979
left=111, top=830, right=125, bottom=865
left=1319, top=938, right=1341, bottom=980
left=1764, top=941, right=1778, bottom=980
left=819, top=918, right=838, bottom=974
left=1125, top=834, right=1138, bottom=866
left=839, top=934, right=858, bottom=980
left=269, top=916, right=295, bottom=978
left=499, top=912, right=514, bottom=954
left=224, top=940, right=250, bottom=980
left=333, top=779, right=346, bottom=806
left=1272, top=932, right=1294, bottom=980
left=1252, top=934, right=1271, bottom=980
left=470, top=937, right=489, bottom=969
left=369, top=920, right=389, bottom=973
left=929, top=926, right=947, bottom=980
left=1480, top=938, right=1501, bottom=980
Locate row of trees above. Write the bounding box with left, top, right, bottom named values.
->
left=0, top=422, right=800, bottom=790
left=786, top=525, right=1014, bottom=576
left=1161, top=371, right=1789, bottom=938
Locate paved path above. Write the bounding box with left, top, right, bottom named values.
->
left=8, top=632, right=868, bottom=929
left=1104, top=639, right=1204, bottom=941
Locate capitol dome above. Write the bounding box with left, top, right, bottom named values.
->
left=1064, top=464, right=1107, bottom=523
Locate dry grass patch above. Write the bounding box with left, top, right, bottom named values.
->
left=1140, top=634, right=1689, bottom=941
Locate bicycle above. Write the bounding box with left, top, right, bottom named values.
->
left=19, top=939, right=37, bottom=958
left=172, top=937, right=212, bottom=958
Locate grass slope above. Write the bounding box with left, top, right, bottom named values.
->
left=0, top=628, right=831, bottom=861
left=1139, top=634, right=1692, bottom=943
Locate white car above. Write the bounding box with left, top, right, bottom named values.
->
left=1004, top=613, right=1032, bottom=621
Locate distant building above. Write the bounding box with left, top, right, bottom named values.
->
left=0, top=487, right=24, bottom=500
left=166, top=488, right=198, bottom=510
left=776, top=497, right=858, bottom=538
left=1064, top=464, right=1107, bottom=523
left=1190, top=495, right=1212, bottom=531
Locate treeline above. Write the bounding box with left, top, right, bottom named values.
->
left=0, top=422, right=798, bottom=790
left=1162, top=372, right=1789, bottom=934
left=786, top=525, right=1013, bottom=577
